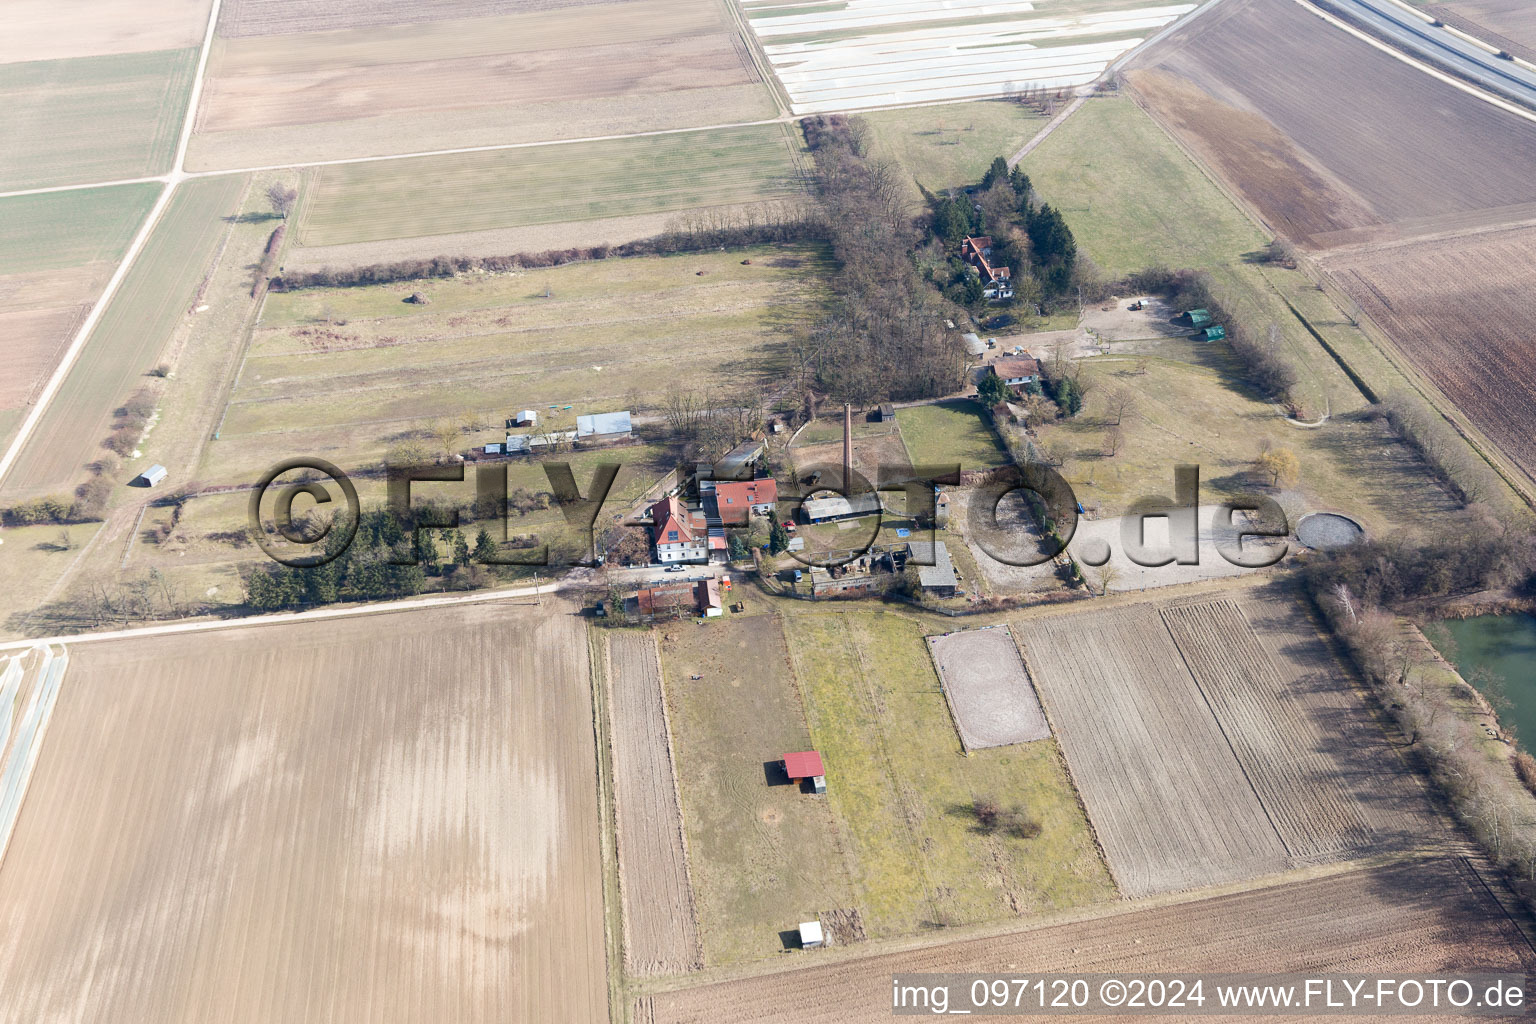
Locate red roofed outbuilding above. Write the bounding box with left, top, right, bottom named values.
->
left=713, top=478, right=778, bottom=525
left=782, top=750, right=824, bottom=780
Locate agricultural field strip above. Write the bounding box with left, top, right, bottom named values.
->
left=0, top=0, right=222, bottom=490
left=231, top=310, right=784, bottom=407
left=743, top=0, right=1194, bottom=112
left=1, top=0, right=212, bottom=65
left=0, top=646, right=67, bottom=868
left=215, top=0, right=626, bottom=38
left=0, top=307, right=88, bottom=408
left=642, top=857, right=1536, bottom=1022
left=195, top=15, right=757, bottom=135
left=0, top=49, right=197, bottom=192
left=0, top=575, right=558, bottom=655
left=1160, top=598, right=1374, bottom=858
left=605, top=632, right=704, bottom=975
left=1324, top=0, right=1536, bottom=109
left=209, top=0, right=730, bottom=75
left=0, top=603, right=607, bottom=1022
left=1293, top=0, right=1536, bottom=128
left=1129, top=0, right=1536, bottom=250
left=1018, top=605, right=1289, bottom=897
left=297, top=125, right=804, bottom=246
left=1320, top=228, right=1536, bottom=482
left=2, top=176, right=246, bottom=498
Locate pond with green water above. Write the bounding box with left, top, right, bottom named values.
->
left=1431, top=614, right=1536, bottom=748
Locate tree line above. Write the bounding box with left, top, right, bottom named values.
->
left=1305, top=524, right=1536, bottom=904
left=269, top=203, right=819, bottom=292
left=790, top=114, right=966, bottom=406
left=241, top=503, right=548, bottom=610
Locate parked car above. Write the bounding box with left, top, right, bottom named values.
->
left=665, top=565, right=685, bottom=573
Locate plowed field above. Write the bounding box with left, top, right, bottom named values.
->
left=1162, top=599, right=1373, bottom=858
left=1429, top=0, right=1536, bottom=64
left=641, top=857, right=1536, bottom=1023
left=0, top=602, right=607, bottom=1023
left=607, top=631, right=703, bottom=976
left=1126, top=0, right=1536, bottom=248
left=1017, top=603, right=1289, bottom=896
left=1322, top=225, right=1536, bottom=482
left=1012, top=588, right=1435, bottom=896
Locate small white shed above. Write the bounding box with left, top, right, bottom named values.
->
left=798, top=921, right=824, bottom=949
left=137, top=464, right=167, bottom=487
left=514, top=410, right=538, bottom=427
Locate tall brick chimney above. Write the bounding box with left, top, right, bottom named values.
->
left=842, top=403, right=853, bottom=487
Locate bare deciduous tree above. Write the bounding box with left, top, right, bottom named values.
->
left=1104, top=385, right=1137, bottom=426
left=1101, top=425, right=1125, bottom=458
left=266, top=182, right=298, bottom=219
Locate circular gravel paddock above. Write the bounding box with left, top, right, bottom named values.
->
left=1296, top=512, right=1365, bottom=550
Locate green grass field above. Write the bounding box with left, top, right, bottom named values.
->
left=298, top=123, right=808, bottom=246
left=2, top=176, right=247, bottom=500
left=1022, top=97, right=1265, bottom=277
left=201, top=245, right=825, bottom=488
left=0, top=185, right=161, bottom=275
left=659, top=611, right=859, bottom=964
left=0, top=522, right=104, bottom=640
left=1033, top=347, right=1462, bottom=532
left=862, top=100, right=1047, bottom=195
left=897, top=400, right=1007, bottom=471
left=1021, top=96, right=1374, bottom=424
left=0, top=50, right=197, bottom=191
left=783, top=604, right=1114, bottom=935
left=1018, top=94, right=1528, bottom=516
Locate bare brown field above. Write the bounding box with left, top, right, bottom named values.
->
left=641, top=858, right=1536, bottom=1023
left=1161, top=598, right=1374, bottom=859
left=0, top=263, right=113, bottom=315
left=218, top=0, right=614, bottom=37
left=1014, top=587, right=1436, bottom=897
left=2, top=0, right=210, bottom=63
left=0, top=602, right=607, bottom=1023
left=1322, top=225, right=1536, bottom=480
left=1430, top=0, right=1536, bottom=63
left=199, top=15, right=754, bottom=134
left=0, top=306, right=85, bottom=408
left=790, top=428, right=913, bottom=485
left=1126, top=0, right=1536, bottom=248
left=192, top=0, right=770, bottom=165
left=1016, top=603, right=1290, bottom=897
left=926, top=626, right=1049, bottom=750
left=606, top=631, right=704, bottom=976
left=186, top=86, right=777, bottom=172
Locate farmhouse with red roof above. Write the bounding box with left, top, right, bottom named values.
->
left=648, top=495, right=708, bottom=564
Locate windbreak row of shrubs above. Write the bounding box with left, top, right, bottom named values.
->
left=269, top=214, right=824, bottom=292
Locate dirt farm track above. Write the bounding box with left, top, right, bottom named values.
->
left=639, top=858, right=1536, bottom=1022
left=0, top=602, right=605, bottom=1024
